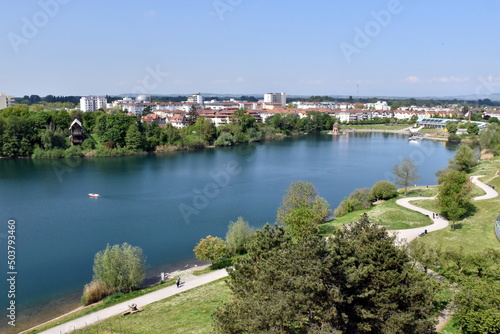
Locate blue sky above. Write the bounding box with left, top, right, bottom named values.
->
left=1, top=0, right=499, bottom=98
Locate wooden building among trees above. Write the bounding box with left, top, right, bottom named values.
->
left=69, top=119, right=85, bottom=145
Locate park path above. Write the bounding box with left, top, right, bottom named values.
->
left=391, top=175, right=498, bottom=243
left=37, top=269, right=228, bottom=334
left=391, top=175, right=498, bottom=331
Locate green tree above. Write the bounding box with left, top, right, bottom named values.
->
left=455, top=278, right=500, bottom=334
left=370, top=180, right=398, bottom=201
left=92, top=243, right=146, bottom=292
left=187, top=105, right=198, bottom=126
left=214, top=215, right=436, bottom=333
left=193, top=117, right=217, bottom=144
left=437, top=169, right=474, bottom=228
left=446, top=121, right=458, bottom=134
left=125, top=122, right=144, bottom=150
left=276, top=181, right=330, bottom=239
left=193, top=235, right=228, bottom=264
left=408, top=241, right=442, bottom=273
left=225, top=217, right=254, bottom=256
left=393, top=158, right=420, bottom=195
left=467, top=122, right=480, bottom=135
left=450, top=144, right=477, bottom=172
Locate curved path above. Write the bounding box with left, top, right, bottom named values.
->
left=391, top=175, right=498, bottom=243
left=36, top=269, right=228, bottom=334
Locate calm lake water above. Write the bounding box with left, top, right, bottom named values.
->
left=0, top=133, right=457, bottom=331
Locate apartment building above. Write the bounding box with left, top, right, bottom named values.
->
left=0, top=93, right=16, bottom=109
left=80, top=96, right=107, bottom=112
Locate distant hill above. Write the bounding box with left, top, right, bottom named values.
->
left=115, top=93, right=500, bottom=101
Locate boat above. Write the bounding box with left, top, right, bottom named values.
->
left=88, top=193, right=100, bottom=198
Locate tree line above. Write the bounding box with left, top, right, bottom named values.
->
left=0, top=106, right=335, bottom=158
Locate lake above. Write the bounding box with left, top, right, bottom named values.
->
left=0, top=133, right=457, bottom=331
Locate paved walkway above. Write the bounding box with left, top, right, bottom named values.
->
left=391, top=175, right=498, bottom=243
left=39, top=269, right=228, bottom=334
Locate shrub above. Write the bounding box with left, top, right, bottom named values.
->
left=370, top=181, right=398, bottom=201
left=333, top=200, right=349, bottom=217
left=81, top=279, right=114, bottom=305
left=82, top=138, right=96, bottom=150
left=193, top=235, right=228, bottom=264
left=65, top=145, right=83, bottom=158
left=334, top=188, right=372, bottom=217
left=214, top=132, right=234, bottom=147
left=92, top=243, right=146, bottom=293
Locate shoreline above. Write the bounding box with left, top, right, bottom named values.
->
left=15, top=258, right=209, bottom=334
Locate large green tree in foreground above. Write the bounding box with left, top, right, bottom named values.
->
left=214, top=214, right=437, bottom=333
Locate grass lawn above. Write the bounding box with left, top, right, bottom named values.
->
left=411, top=199, right=440, bottom=213
left=71, top=279, right=231, bottom=334
left=418, top=127, right=446, bottom=134
left=320, top=197, right=433, bottom=233
left=439, top=316, right=462, bottom=334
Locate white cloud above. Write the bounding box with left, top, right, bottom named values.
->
left=430, top=76, right=469, bottom=83
left=404, top=76, right=421, bottom=83
left=235, top=76, right=246, bottom=83
left=145, top=10, right=157, bottom=17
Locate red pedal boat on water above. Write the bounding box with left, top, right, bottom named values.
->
left=88, top=193, right=100, bottom=198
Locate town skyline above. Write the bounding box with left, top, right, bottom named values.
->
left=1, top=1, right=499, bottom=97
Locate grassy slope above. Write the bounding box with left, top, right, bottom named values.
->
left=71, top=279, right=231, bottom=334
left=415, top=159, right=500, bottom=253
left=320, top=189, right=438, bottom=233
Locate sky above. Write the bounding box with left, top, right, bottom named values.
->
left=1, top=0, right=499, bottom=98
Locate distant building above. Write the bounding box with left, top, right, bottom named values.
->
left=264, top=92, right=286, bottom=107
left=69, top=119, right=85, bottom=145
left=0, top=93, right=16, bottom=109
left=187, top=93, right=204, bottom=104
left=332, top=122, right=340, bottom=135
left=365, top=101, right=390, bottom=111
left=80, top=96, right=107, bottom=112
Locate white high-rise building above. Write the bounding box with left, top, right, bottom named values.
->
left=0, top=93, right=15, bottom=109
left=80, top=96, right=107, bottom=112
left=187, top=93, right=204, bottom=104
left=264, top=92, right=286, bottom=107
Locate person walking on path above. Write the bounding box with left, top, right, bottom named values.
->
left=176, top=276, right=181, bottom=288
